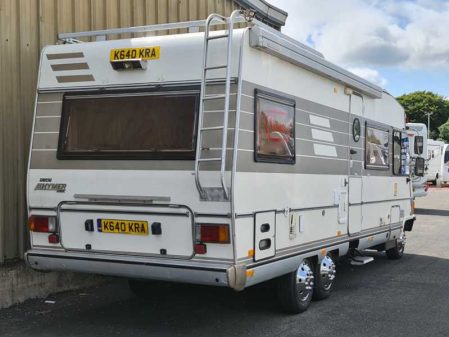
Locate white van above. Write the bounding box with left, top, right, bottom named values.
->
left=26, top=11, right=416, bottom=313
left=427, top=139, right=445, bottom=185
left=441, top=144, right=449, bottom=185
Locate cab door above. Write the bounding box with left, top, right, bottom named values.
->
left=347, top=93, right=364, bottom=235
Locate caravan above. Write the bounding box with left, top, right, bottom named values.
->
left=26, top=11, right=416, bottom=313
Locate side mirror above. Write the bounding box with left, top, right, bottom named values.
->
left=414, top=136, right=424, bottom=155
left=415, top=157, right=425, bottom=177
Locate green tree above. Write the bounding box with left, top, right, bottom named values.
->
left=397, top=91, right=449, bottom=139
left=438, top=120, right=449, bottom=143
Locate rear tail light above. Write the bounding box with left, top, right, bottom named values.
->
left=197, top=223, right=230, bottom=244
left=28, top=216, right=56, bottom=233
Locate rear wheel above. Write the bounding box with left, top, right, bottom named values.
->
left=386, top=235, right=405, bottom=260
left=313, top=254, right=336, bottom=300
left=277, top=258, right=314, bottom=314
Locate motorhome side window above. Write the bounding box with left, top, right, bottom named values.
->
left=392, top=130, right=402, bottom=175
left=57, top=90, right=199, bottom=160
left=365, top=123, right=389, bottom=169
left=255, top=90, right=295, bottom=164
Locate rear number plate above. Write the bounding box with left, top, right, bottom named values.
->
left=98, top=219, right=149, bottom=236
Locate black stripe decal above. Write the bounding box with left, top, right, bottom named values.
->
left=47, top=52, right=84, bottom=60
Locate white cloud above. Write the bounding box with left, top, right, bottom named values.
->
left=347, top=67, right=388, bottom=87
left=268, top=0, right=449, bottom=70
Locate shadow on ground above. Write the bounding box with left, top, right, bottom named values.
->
left=1, top=253, right=449, bottom=337
left=415, top=208, right=449, bottom=217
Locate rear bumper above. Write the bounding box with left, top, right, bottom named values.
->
left=26, top=249, right=235, bottom=288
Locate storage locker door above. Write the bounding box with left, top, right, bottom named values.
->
left=254, top=211, right=276, bottom=261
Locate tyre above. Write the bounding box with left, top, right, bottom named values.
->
left=313, top=254, right=336, bottom=300
left=386, top=237, right=405, bottom=260
left=277, top=258, right=314, bottom=314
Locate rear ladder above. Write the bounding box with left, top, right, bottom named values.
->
left=194, top=10, right=245, bottom=201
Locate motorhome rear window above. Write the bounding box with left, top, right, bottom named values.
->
left=255, top=90, right=295, bottom=164
left=57, top=90, right=199, bottom=160
left=365, top=124, right=389, bottom=170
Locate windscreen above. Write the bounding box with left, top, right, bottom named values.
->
left=58, top=90, right=199, bottom=159
left=445, top=148, right=449, bottom=163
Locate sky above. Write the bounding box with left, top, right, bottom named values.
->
left=268, top=0, right=449, bottom=98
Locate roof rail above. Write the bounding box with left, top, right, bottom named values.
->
left=58, top=15, right=251, bottom=43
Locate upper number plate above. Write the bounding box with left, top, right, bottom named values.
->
left=109, top=46, right=160, bottom=61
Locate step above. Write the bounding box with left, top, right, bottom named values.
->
left=197, top=158, right=222, bottom=162
left=201, top=126, right=225, bottom=132
left=202, top=94, right=226, bottom=101
left=205, top=65, right=228, bottom=71
left=207, top=34, right=229, bottom=40
left=350, top=256, right=374, bottom=266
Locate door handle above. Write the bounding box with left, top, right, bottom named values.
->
left=350, top=149, right=357, bottom=155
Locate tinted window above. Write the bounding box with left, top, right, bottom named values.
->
left=58, top=90, right=199, bottom=159
left=255, top=91, right=295, bottom=164
left=365, top=125, right=389, bottom=169
left=445, top=149, right=449, bottom=163
left=393, top=130, right=402, bottom=175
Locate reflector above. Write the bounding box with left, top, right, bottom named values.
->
left=48, top=233, right=60, bottom=244
left=194, top=243, right=207, bottom=255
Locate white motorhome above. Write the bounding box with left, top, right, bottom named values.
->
left=427, top=139, right=445, bottom=185
left=406, top=123, right=428, bottom=197
left=26, top=11, right=416, bottom=314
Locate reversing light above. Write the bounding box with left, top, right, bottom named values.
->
left=28, top=216, right=56, bottom=233
left=198, top=224, right=230, bottom=244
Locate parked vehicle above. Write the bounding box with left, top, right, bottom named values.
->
left=406, top=123, right=428, bottom=197
left=26, top=11, right=416, bottom=314
left=441, top=144, right=449, bottom=185
left=427, top=139, right=445, bottom=185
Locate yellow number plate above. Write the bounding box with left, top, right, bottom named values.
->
left=98, top=219, right=149, bottom=236
left=109, top=46, right=160, bottom=61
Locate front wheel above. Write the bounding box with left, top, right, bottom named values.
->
left=277, top=258, right=314, bottom=314
left=313, top=254, right=336, bottom=300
